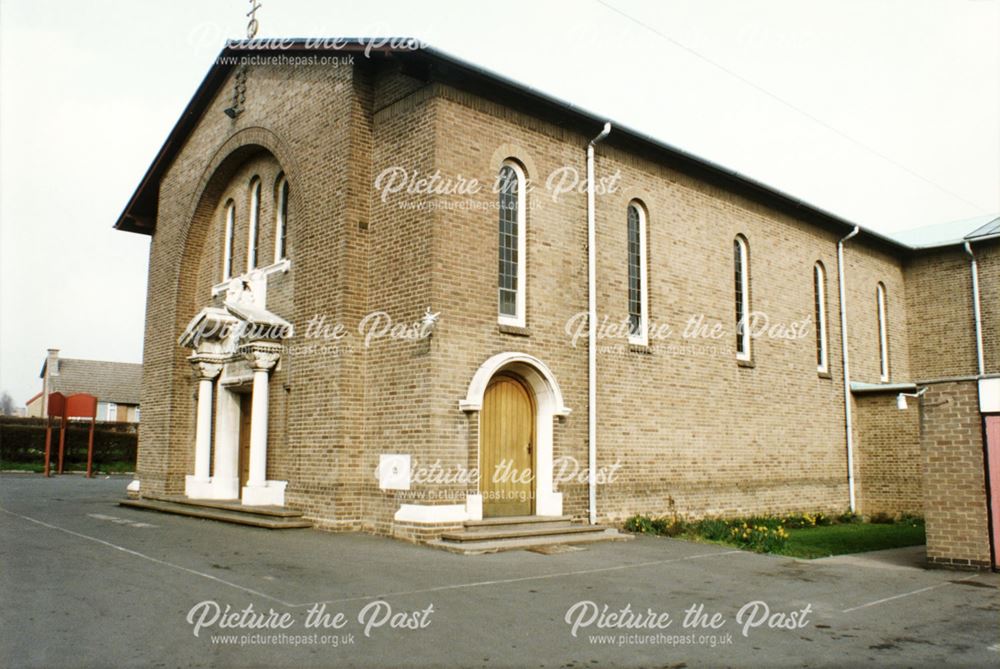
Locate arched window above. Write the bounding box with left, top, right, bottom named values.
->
left=876, top=282, right=889, bottom=381
left=247, top=176, right=261, bottom=270
left=274, top=174, right=289, bottom=262
left=498, top=161, right=526, bottom=326
left=814, top=262, right=828, bottom=373
left=627, top=202, right=648, bottom=344
left=222, top=200, right=235, bottom=280
left=734, top=235, right=750, bottom=360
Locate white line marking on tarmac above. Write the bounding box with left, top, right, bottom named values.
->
left=293, top=550, right=746, bottom=608
left=1, top=507, right=293, bottom=607
left=2, top=506, right=744, bottom=609
left=87, top=513, right=157, bottom=528
left=841, top=573, right=981, bottom=613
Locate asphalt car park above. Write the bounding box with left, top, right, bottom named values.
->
left=2, top=474, right=997, bottom=668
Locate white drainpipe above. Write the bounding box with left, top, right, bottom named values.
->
left=587, top=121, right=611, bottom=525
left=837, top=226, right=860, bottom=512
left=963, top=241, right=985, bottom=376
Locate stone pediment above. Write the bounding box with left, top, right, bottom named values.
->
left=179, top=301, right=292, bottom=352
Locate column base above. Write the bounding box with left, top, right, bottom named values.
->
left=184, top=475, right=214, bottom=499
left=185, top=475, right=239, bottom=500
left=241, top=480, right=287, bottom=507
left=536, top=491, right=563, bottom=517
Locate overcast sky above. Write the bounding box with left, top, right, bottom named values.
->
left=1, top=0, right=998, bottom=406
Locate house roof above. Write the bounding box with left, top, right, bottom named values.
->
left=42, top=358, right=142, bottom=405
left=891, top=214, right=1000, bottom=249
left=114, top=37, right=913, bottom=255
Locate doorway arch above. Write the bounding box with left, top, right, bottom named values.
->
left=461, top=352, right=571, bottom=517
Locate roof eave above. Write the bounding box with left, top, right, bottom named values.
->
left=112, top=38, right=911, bottom=254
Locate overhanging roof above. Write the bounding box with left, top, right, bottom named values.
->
left=115, top=38, right=916, bottom=254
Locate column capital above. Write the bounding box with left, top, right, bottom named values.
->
left=188, top=354, right=224, bottom=380
left=244, top=341, right=282, bottom=373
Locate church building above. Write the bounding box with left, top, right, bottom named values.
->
left=115, top=39, right=999, bottom=567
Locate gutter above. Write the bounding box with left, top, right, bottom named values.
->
left=587, top=121, right=611, bottom=525
left=963, top=241, right=986, bottom=376
left=837, top=225, right=860, bottom=512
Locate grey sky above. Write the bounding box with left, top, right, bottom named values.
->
left=1, top=0, right=998, bottom=406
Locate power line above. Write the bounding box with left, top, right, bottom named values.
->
left=595, top=0, right=991, bottom=214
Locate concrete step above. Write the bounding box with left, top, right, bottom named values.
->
left=142, top=494, right=304, bottom=518
left=119, top=499, right=312, bottom=529
left=441, top=524, right=604, bottom=542
left=427, top=528, right=632, bottom=555
left=461, top=515, right=575, bottom=534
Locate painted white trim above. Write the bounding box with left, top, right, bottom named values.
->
left=815, top=262, right=829, bottom=373
left=394, top=503, right=469, bottom=524
left=877, top=282, right=889, bottom=382
left=274, top=175, right=288, bottom=264
left=247, top=176, right=261, bottom=271
left=222, top=202, right=235, bottom=281
left=459, top=352, right=570, bottom=415
left=735, top=236, right=751, bottom=361
left=627, top=202, right=649, bottom=346
left=497, top=160, right=527, bottom=328
left=980, top=378, right=1000, bottom=413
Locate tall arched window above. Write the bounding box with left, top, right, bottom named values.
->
left=627, top=202, right=648, bottom=344
left=274, top=174, right=289, bottom=263
left=876, top=282, right=889, bottom=381
left=498, top=161, right=526, bottom=326
left=222, top=200, right=235, bottom=280
left=734, top=235, right=751, bottom=360
left=247, top=176, right=261, bottom=270
left=814, top=262, right=828, bottom=373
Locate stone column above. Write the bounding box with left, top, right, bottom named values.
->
left=185, top=355, right=222, bottom=498
left=244, top=343, right=281, bottom=489
left=211, top=381, right=240, bottom=499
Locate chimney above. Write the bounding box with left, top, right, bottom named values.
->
left=47, top=348, right=60, bottom=376
left=42, top=348, right=59, bottom=418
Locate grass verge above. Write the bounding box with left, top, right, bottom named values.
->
left=777, top=522, right=925, bottom=559
left=625, top=513, right=925, bottom=559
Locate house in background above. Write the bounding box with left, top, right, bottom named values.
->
left=26, top=349, right=142, bottom=422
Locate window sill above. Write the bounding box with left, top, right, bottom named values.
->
left=212, top=258, right=292, bottom=297
left=817, top=370, right=832, bottom=380
left=628, top=343, right=652, bottom=354
left=498, top=323, right=531, bottom=337
left=736, top=357, right=755, bottom=369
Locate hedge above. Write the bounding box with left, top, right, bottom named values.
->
left=0, top=416, right=137, bottom=466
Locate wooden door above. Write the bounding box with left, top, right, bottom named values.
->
left=238, top=394, right=252, bottom=489
left=480, top=374, right=535, bottom=517
left=986, top=415, right=1000, bottom=569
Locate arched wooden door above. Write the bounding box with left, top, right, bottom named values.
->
left=480, top=374, right=535, bottom=517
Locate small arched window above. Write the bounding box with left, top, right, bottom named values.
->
left=247, top=176, right=261, bottom=270
left=274, top=174, right=289, bottom=262
left=876, top=282, right=889, bottom=381
left=814, top=262, right=828, bottom=373
left=222, top=200, right=236, bottom=280
left=627, top=202, right=649, bottom=345
left=734, top=235, right=751, bottom=360
left=498, top=161, right=526, bottom=326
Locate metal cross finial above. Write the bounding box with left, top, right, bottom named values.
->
left=246, top=0, right=262, bottom=39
